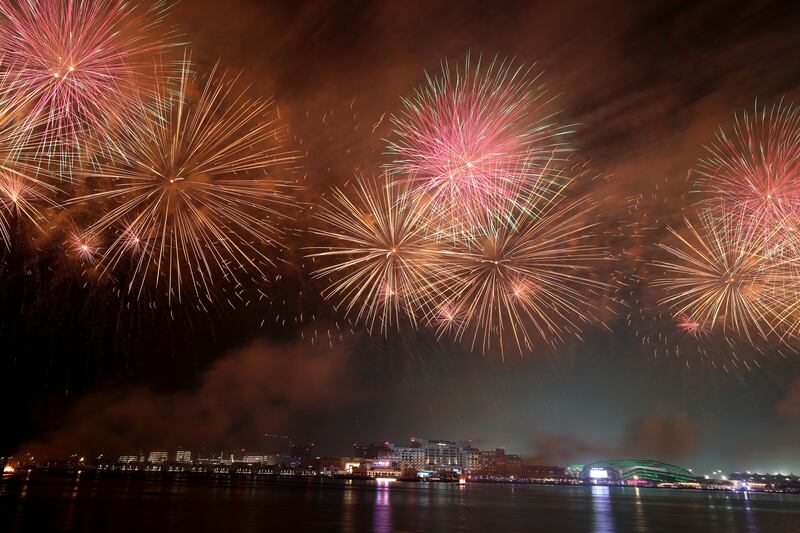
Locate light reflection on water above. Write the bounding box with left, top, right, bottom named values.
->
left=1, top=473, right=798, bottom=533
left=373, top=482, right=391, bottom=533
left=591, top=485, right=615, bottom=533
left=633, top=487, right=647, bottom=531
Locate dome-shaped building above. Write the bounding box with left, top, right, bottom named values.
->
left=581, top=460, right=694, bottom=486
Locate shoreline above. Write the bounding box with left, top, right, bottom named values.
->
left=5, top=468, right=799, bottom=495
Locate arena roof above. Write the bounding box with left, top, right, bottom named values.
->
left=582, top=460, right=694, bottom=484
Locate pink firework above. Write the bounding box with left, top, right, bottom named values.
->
left=0, top=0, right=180, bottom=172
left=675, top=314, right=710, bottom=338
left=386, top=54, right=572, bottom=239
left=0, top=173, right=51, bottom=233
left=0, top=74, right=59, bottom=245
left=68, top=230, right=101, bottom=265
left=429, top=302, right=465, bottom=336
left=696, top=102, right=800, bottom=232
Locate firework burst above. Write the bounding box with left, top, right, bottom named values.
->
left=432, top=180, right=608, bottom=356
left=0, top=0, right=181, bottom=172
left=386, top=53, right=572, bottom=239
left=0, top=79, right=57, bottom=245
left=652, top=208, right=790, bottom=342
left=308, top=174, right=443, bottom=334
left=67, top=228, right=102, bottom=265
left=695, top=102, right=800, bottom=233
left=70, top=60, right=297, bottom=303
left=674, top=314, right=711, bottom=338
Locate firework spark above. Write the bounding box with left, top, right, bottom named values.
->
left=675, top=314, right=710, bottom=338
left=0, top=79, right=57, bottom=246
left=0, top=0, right=180, bottom=172
left=70, top=60, right=297, bottom=303
left=386, top=53, right=572, bottom=239
left=0, top=173, right=52, bottom=237
left=308, top=174, right=443, bottom=334
left=67, top=229, right=101, bottom=265
left=653, top=208, right=788, bottom=342
left=695, top=102, right=800, bottom=232
left=431, top=180, right=608, bottom=356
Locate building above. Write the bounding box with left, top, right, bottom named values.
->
left=728, top=472, right=800, bottom=491
left=580, top=460, right=695, bottom=486
left=240, top=454, right=280, bottom=465
left=118, top=455, right=139, bottom=464
left=147, top=450, right=168, bottom=464
left=175, top=450, right=192, bottom=463
left=388, top=444, right=425, bottom=469
left=387, top=438, right=477, bottom=473
left=290, top=442, right=316, bottom=465
left=353, top=442, right=391, bottom=459
left=475, top=448, right=524, bottom=475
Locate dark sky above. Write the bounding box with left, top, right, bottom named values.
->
left=4, top=0, right=800, bottom=475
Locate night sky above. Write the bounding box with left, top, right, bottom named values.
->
left=3, top=0, right=800, bottom=475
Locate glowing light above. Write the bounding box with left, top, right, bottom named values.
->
left=695, top=102, right=800, bottom=233
left=429, top=179, right=608, bottom=356
left=386, top=53, right=573, bottom=240
left=309, top=174, right=442, bottom=334
left=654, top=207, right=788, bottom=341
left=0, top=0, right=181, bottom=172
left=69, top=59, right=297, bottom=302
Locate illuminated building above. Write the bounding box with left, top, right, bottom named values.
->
left=387, top=438, right=478, bottom=472
left=476, top=448, right=523, bottom=475
left=388, top=444, right=425, bottom=469
left=240, top=454, right=280, bottom=465
left=728, top=472, right=800, bottom=491
left=580, top=460, right=695, bottom=485
left=175, top=450, right=192, bottom=463
left=118, top=455, right=139, bottom=464
left=147, top=450, right=168, bottom=464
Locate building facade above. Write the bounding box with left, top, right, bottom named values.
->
left=147, top=450, right=168, bottom=464
left=387, top=438, right=478, bottom=472
left=175, top=450, right=192, bottom=463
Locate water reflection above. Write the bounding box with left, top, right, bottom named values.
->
left=633, top=487, right=647, bottom=531
left=373, top=481, right=392, bottom=533
left=2, top=473, right=798, bottom=533
left=63, top=471, right=82, bottom=532
left=742, top=491, right=759, bottom=533
left=340, top=483, right=355, bottom=533
left=591, top=485, right=616, bottom=533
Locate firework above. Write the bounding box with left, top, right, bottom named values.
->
left=695, top=102, right=800, bottom=232
left=67, top=229, right=101, bottom=265
left=674, top=314, right=710, bottom=338
left=0, top=78, right=57, bottom=245
left=308, top=174, right=443, bottom=334
left=0, top=0, right=180, bottom=172
left=432, top=180, right=608, bottom=356
left=70, top=60, right=297, bottom=303
left=386, top=53, right=572, bottom=239
left=0, top=173, right=53, bottom=238
left=652, top=208, right=789, bottom=342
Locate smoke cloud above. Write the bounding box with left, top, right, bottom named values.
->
left=20, top=338, right=354, bottom=457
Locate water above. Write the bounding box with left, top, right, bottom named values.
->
left=1, top=472, right=799, bottom=532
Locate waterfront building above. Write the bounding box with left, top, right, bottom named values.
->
left=175, top=450, right=192, bottom=463
left=290, top=442, right=316, bottom=466
left=353, top=442, right=391, bottom=459
left=579, top=460, right=695, bottom=486
left=147, top=450, right=168, bottom=464
left=387, top=438, right=477, bottom=473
